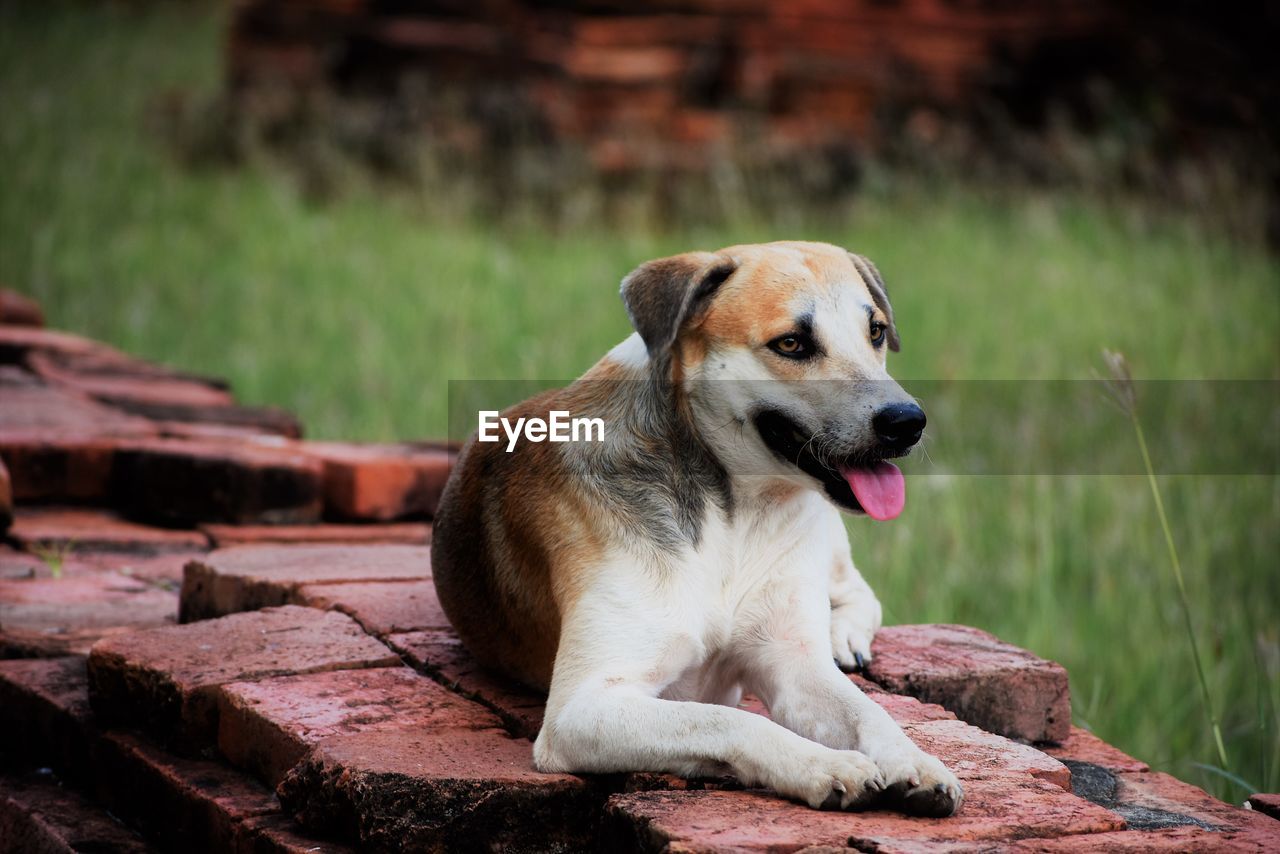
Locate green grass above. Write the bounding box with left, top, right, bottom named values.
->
left=2, top=2, right=1277, bottom=802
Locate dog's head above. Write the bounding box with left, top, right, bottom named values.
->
left=621, top=241, right=923, bottom=519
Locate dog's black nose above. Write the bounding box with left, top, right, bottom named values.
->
left=873, top=403, right=926, bottom=450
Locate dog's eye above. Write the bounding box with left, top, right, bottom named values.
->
left=768, top=334, right=813, bottom=359
left=870, top=321, right=886, bottom=347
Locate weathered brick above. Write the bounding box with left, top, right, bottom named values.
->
left=235, top=813, right=357, bottom=854
left=303, top=441, right=455, bottom=521
left=180, top=544, right=431, bottom=622
left=76, top=549, right=204, bottom=588
left=112, top=439, right=323, bottom=525
left=1041, top=725, right=1149, bottom=773
left=0, top=455, right=11, bottom=534
left=0, top=289, right=44, bottom=327
left=9, top=507, right=209, bottom=554
left=1249, top=792, right=1280, bottom=819
left=27, top=350, right=235, bottom=409
left=87, top=605, right=400, bottom=748
left=112, top=401, right=303, bottom=438
left=1, top=572, right=178, bottom=657
left=216, top=667, right=504, bottom=786
left=904, top=718, right=1071, bottom=791
left=0, top=378, right=155, bottom=502
left=202, top=522, right=430, bottom=548
left=297, top=579, right=450, bottom=636
left=93, top=731, right=280, bottom=854
left=1000, top=825, right=1275, bottom=851
left=277, top=728, right=599, bottom=852
left=865, top=624, right=1071, bottom=743
left=0, top=326, right=106, bottom=364
left=0, top=657, right=94, bottom=780
left=387, top=629, right=547, bottom=738
left=0, top=772, right=153, bottom=853
left=603, top=779, right=1125, bottom=852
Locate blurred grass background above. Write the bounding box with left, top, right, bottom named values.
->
left=2, top=2, right=1277, bottom=802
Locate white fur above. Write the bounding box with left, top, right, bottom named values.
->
left=532, top=254, right=961, bottom=812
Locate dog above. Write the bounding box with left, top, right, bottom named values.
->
left=431, top=241, right=963, bottom=816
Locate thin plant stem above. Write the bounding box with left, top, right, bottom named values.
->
left=1129, top=412, right=1231, bottom=772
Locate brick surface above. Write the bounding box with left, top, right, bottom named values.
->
left=0, top=455, right=11, bottom=534
left=1000, top=825, right=1276, bottom=851
left=277, top=728, right=599, bottom=852
left=297, top=579, right=450, bottom=636
left=112, top=438, right=323, bottom=525
left=1249, top=792, right=1280, bottom=819
left=216, top=667, right=504, bottom=786
left=75, top=549, right=203, bottom=588
left=0, top=326, right=109, bottom=363
left=903, top=718, right=1071, bottom=791
left=202, top=521, right=430, bottom=548
left=235, top=813, right=357, bottom=854
left=93, top=731, right=280, bottom=854
left=865, top=623, right=1071, bottom=743
left=9, top=507, right=209, bottom=554
left=0, top=657, right=94, bottom=780
left=303, top=441, right=454, bottom=521
left=87, top=605, right=400, bottom=748
left=0, top=289, right=44, bottom=327
left=0, top=572, right=178, bottom=657
left=180, top=544, right=431, bottom=622
left=604, top=780, right=1125, bottom=852
left=387, top=629, right=547, bottom=738
left=27, top=350, right=235, bottom=409
left=0, top=379, right=155, bottom=502
left=0, top=772, right=153, bottom=854
left=112, top=400, right=304, bottom=438
left=1041, top=725, right=1149, bottom=773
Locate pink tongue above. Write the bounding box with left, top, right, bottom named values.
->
left=840, top=461, right=906, bottom=521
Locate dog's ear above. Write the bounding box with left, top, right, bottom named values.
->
left=620, top=252, right=738, bottom=359
left=847, top=252, right=900, bottom=352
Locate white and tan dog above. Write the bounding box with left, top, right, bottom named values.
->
left=431, top=241, right=963, bottom=816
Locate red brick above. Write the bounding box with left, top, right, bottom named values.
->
left=1112, top=771, right=1279, bottom=837
left=93, top=731, right=280, bottom=854
left=1001, top=825, right=1275, bottom=851
left=302, top=441, right=454, bottom=521
left=0, top=289, right=44, bottom=326
left=387, top=629, right=547, bottom=738
left=0, top=379, right=156, bottom=502
left=903, top=718, right=1071, bottom=791
left=9, top=507, right=209, bottom=554
left=180, top=544, right=431, bottom=622
left=114, top=401, right=303, bottom=438
left=112, top=438, right=323, bottom=526
left=0, top=454, right=11, bottom=534
left=297, top=579, right=450, bottom=636
left=0, top=326, right=107, bottom=362
left=235, top=813, right=357, bottom=854
left=0, top=657, right=94, bottom=780
left=87, top=605, right=400, bottom=748
left=202, top=521, right=430, bottom=548
left=0, top=572, right=178, bottom=657
left=27, top=349, right=235, bottom=408
left=603, top=779, right=1125, bottom=852
left=276, top=728, right=597, bottom=851
left=0, top=772, right=152, bottom=853
left=1041, top=725, right=1149, bottom=773
left=216, top=667, right=504, bottom=786
left=865, top=624, right=1071, bottom=743
left=1249, top=793, right=1280, bottom=819
left=76, top=549, right=203, bottom=588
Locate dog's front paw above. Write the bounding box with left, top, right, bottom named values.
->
left=768, top=747, right=885, bottom=810
left=873, top=748, right=964, bottom=817
left=830, top=598, right=880, bottom=672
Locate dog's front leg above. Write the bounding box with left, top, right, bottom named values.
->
left=533, top=596, right=887, bottom=809
left=744, top=587, right=964, bottom=816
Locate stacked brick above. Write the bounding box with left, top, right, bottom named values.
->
left=2, top=289, right=1277, bottom=851
left=226, top=0, right=1114, bottom=171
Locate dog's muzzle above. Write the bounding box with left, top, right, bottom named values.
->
left=753, top=404, right=924, bottom=519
